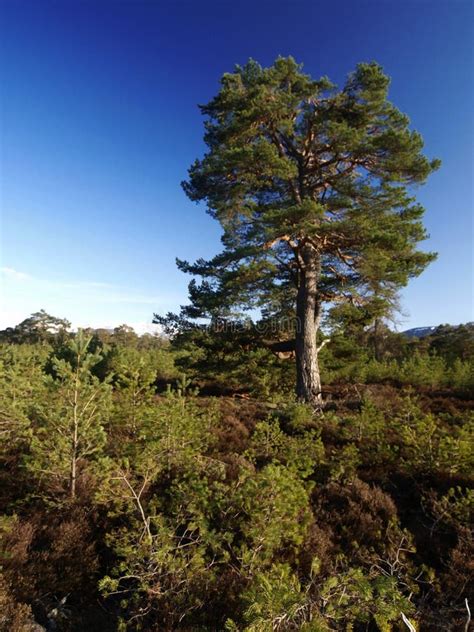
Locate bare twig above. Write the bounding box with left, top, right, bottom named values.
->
left=401, top=612, right=416, bottom=632
left=317, top=339, right=329, bottom=353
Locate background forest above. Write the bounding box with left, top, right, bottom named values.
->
left=0, top=310, right=472, bottom=631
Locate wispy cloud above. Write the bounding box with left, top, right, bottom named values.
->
left=0, top=265, right=180, bottom=330
left=56, top=280, right=115, bottom=290
left=1, top=267, right=33, bottom=281
left=1, top=266, right=115, bottom=291
left=98, top=293, right=165, bottom=305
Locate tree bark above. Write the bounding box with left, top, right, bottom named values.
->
left=295, top=243, right=323, bottom=406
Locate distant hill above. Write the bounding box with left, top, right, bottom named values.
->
left=403, top=326, right=438, bottom=338
left=403, top=322, right=473, bottom=338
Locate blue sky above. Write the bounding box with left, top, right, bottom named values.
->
left=1, top=0, right=472, bottom=332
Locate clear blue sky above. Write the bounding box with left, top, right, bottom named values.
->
left=1, top=0, right=473, bottom=332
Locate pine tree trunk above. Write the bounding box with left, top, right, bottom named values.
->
left=70, top=368, right=79, bottom=498
left=295, top=243, right=323, bottom=406
left=373, top=317, right=381, bottom=361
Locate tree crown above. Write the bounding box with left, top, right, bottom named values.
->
left=162, top=57, right=439, bottom=327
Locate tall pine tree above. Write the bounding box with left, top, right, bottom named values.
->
left=158, top=58, right=439, bottom=405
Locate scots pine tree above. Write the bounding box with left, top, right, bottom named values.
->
left=159, top=57, right=439, bottom=405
